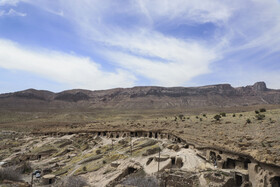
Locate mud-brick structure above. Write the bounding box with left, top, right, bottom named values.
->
left=196, top=148, right=280, bottom=186
left=41, top=174, right=56, bottom=185
left=33, top=129, right=280, bottom=186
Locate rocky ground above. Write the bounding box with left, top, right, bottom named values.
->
left=33, top=108, right=280, bottom=166
left=0, top=108, right=279, bottom=186
left=0, top=131, right=239, bottom=187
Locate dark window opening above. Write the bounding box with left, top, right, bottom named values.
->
left=271, top=176, right=280, bottom=187
left=171, top=157, right=176, bottom=165
left=149, top=132, right=153, bottom=138
left=49, top=179, right=52, bottom=184
left=98, top=132, right=101, bottom=136
left=235, top=175, right=243, bottom=186
left=177, top=138, right=181, bottom=143
left=116, top=134, right=119, bottom=138
left=135, top=132, right=138, bottom=137
left=210, top=151, right=216, bottom=163
left=155, top=133, right=158, bottom=139
left=225, top=158, right=236, bottom=169
left=244, top=159, right=251, bottom=170
left=146, top=158, right=153, bottom=165
left=103, top=132, right=107, bottom=136
left=127, top=167, right=136, bottom=174
left=214, top=173, right=221, bottom=177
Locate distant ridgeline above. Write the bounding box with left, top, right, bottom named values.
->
left=0, top=82, right=280, bottom=110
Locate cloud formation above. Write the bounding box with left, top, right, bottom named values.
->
left=45, top=0, right=223, bottom=86
left=1, top=0, right=280, bottom=90
left=0, top=0, right=21, bottom=6
left=0, top=39, right=136, bottom=90
left=0, top=8, right=26, bottom=16
left=101, top=30, right=218, bottom=86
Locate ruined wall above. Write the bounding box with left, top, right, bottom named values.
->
left=33, top=130, right=280, bottom=186
left=248, top=162, right=280, bottom=187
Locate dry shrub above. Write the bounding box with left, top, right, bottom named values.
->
left=0, top=166, right=22, bottom=181
left=18, top=161, right=32, bottom=174
left=121, top=170, right=161, bottom=187
left=62, top=176, right=88, bottom=187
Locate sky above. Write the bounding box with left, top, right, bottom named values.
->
left=0, top=0, right=280, bottom=93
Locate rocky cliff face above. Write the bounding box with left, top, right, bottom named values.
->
left=0, top=82, right=279, bottom=110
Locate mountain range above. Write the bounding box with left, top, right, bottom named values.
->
left=0, top=82, right=279, bottom=110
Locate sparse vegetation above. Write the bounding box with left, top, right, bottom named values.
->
left=178, top=114, right=184, bottom=120
left=255, top=110, right=259, bottom=114
left=232, top=114, right=236, bottom=117
left=220, top=112, right=226, bottom=117
left=214, top=114, right=221, bottom=121
left=256, top=114, right=265, bottom=120
left=63, top=176, right=88, bottom=187
left=0, top=167, right=22, bottom=182
left=246, top=119, right=251, bottom=124
left=260, top=108, right=266, bottom=112
left=20, top=161, right=32, bottom=174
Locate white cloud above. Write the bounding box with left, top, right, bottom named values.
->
left=0, top=0, right=28, bottom=6
left=221, top=0, right=280, bottom=54
left=0, top=0, right=20, bottom=6
left=0, top=39, right=136, bottom=90
left=135, top=0, right=234, bottom=25
left=0, top=9, right=26, bottom=16
left=3, top=0, right=280, bottom=89
left=45, top=1, right=221, bottom=86
left=7, top=8, right=25, bottom=16
left=100, top=30, right=218, bottom=86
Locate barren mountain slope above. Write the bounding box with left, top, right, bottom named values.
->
left=0, top=82, right=280, bottom=111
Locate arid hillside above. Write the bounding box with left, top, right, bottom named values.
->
left=1, top=82, right=280, bottom=187
left=1, top=82, right=280, bottom=111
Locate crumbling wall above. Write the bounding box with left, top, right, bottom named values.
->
left=248, top=162, right=280, bottom=187
left=32, top=129, right=280, bottom=187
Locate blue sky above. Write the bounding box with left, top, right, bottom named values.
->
left=0, top=0, right=280, bottom=93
